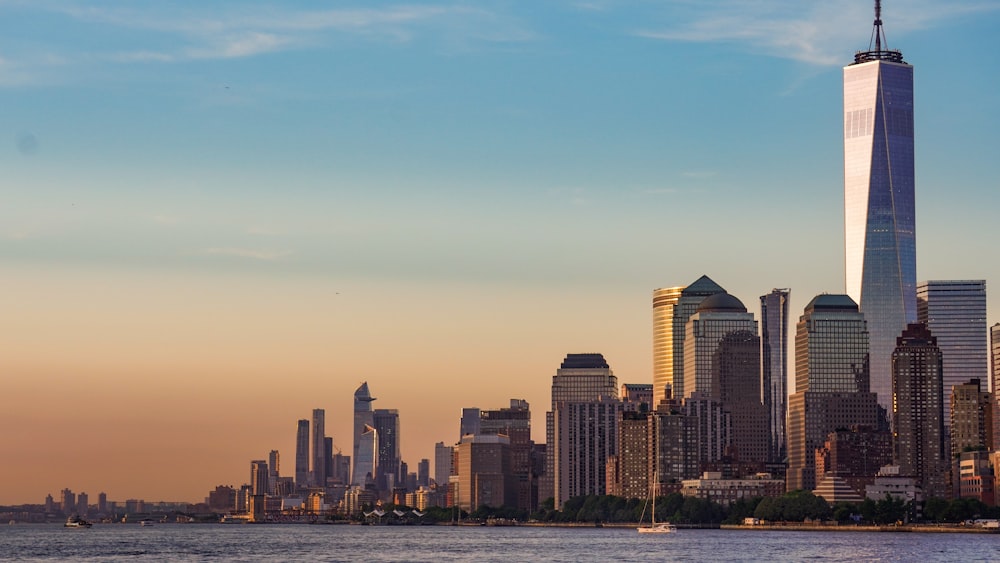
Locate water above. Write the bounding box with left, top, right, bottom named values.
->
left=1, top=524, right=997, bottom=562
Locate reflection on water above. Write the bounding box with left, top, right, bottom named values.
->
left=0, top=524, right=996, bottom=562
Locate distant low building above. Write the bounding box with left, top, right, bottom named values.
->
left=680, top=472, right=784, bottom=506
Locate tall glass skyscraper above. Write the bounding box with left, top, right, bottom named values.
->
left=760, top=288, right=790, bottom=462
left=844, top=3, right=916, bottom=415
left=294, top=418, right=309, bottom=488
left=917, top=280, right=988, bottom=428
left=311, top=409, right=326, bottom=488
left=352, top=382, right=376, bottom=485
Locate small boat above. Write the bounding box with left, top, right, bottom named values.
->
left=65, top=516, right=93, bottom=528
left=637, top=477, right=676, bottom=534
left=139, top=519, right=155, bottom=527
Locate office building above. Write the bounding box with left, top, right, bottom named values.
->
left=653, top=286, right=685, bottom=408
left=373, top=409, right=401, bottom=491
left=481, top=399, right=535, bottom=510
left=456, top=434, right=518, bottom=512
left=606, top=411, right=650, bottom=500
left=787, top=295, right=879, bottom=492
left=295, top=419, right=309, bottom=488
left=683, top=292, right=768, bottom=465
left=417, top=459, right=430, bottom=487
left=917, top=280, right=988, bottom=427
left=543, top=353, right=619, bottom=505
left=651, top=397, right=698, bottom=485
left=552, top=398, right=622, bottom=508
left=311, top=409, right=326, bottom=488
left=251, top=460, right=269, bottom=496
left=434, top=442, right=452, bottom=487
left=621, top=383, right=654, bottom=412
left=354, top=424, right=378, bottom=487
left=814, top=426, right=892, bottom=498
left=671, top=276, right=727, bottom=402
left=844, top=3, right=917, bottom=415
left=992, top=323, right=1000, bottom=449
left=891, top=323, right=947, bottom=499
left=950, top=378, right=993, bottom=458
left=761, top=288, right=790, bottom=462
left=460, top=408, right=481, bottom=437
left=352, top=382, right=376, bottom=485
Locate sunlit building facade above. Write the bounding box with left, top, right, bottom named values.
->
left=787, top=294, right=879, bottom=492
left=352, top=382, right=376, bottom=485
left=891, top=323, right=947, bottom=499
left=917, top=280, right=988, bottom=428
left=761, top=288, right=790, bottom=462
left=844, top=12, right=916, bottom=416
left=653, top=286, right=684, bottom=408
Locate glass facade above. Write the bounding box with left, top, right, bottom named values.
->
left=671, top=275, right=726, bottom=402
left=352, top=382, right=376, bottom=485
left=652, top=286, right=684, bottom=408
left=760, top=289, right=790, bottom=463
left=916, top=280, right=988, bottom=429
left=844, top=59, right=916, bottom=415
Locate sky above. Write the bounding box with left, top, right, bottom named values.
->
left=1, top=0, right=999, bottom=505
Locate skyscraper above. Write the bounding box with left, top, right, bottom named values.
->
left=653, top=286, right=684, bottom=408
left=991, top=323, right=1000, bottom=449
left=352, top=382, right=376, bottom=485
left=683, top=292, right=768, bottom=465
left=917, top=280, right=988, bottom=428
left=250, top=460, right=269, bottom=496
left=844, top=2, right=916, bottom=415
left=671, top=276, right=727, bottom=402
left=434, top=441, right=453, bottom=487
left=786, top=295, right=879, bottom=492
left=950, top=378, right=993, bottom=459
left=268, top=450, right=280, bottom=495
left=311, top=409, right=326, bottom=488
left=891, top=323, right=947, bottom=499
left=373, top=408, right=401, bottom=491
left=480, top=399, right=535, bottom=511
left=294, top=419, right=309, bottom=488
left=544, top=353, right=619, bottom=506
left=760, top=288, right=790, bottom=462
left=354, top=424, right=378, bottom=486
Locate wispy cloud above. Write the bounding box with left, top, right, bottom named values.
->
left=54, top=4, right=534, bottom=64
left=201, top=247, right=290, bottom=261
left=635, top=1, right=1000, bottom=66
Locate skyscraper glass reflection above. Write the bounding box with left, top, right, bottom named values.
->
left=844, top=5, right=916, bottom=414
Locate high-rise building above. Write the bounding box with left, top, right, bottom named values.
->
left=761, top=288, right=790, bottom=462
left=621, top=383, right=654, bottom=412
left=60, top=489, right=75, bottom=514
left=552, top=398, right=622, bottom=508
left=268, top=450, right=280, bottom=495
left=434, top=442, right=452, bottom=488
left=460, top=408, right=481, bottom=437
left=295, top=419, right=309, bottom=488
left=814, top=425, right=892, bottom=498
left=251, top=460, right=269, bottom=496
left=76, top=492, right=89, bottom=516
left=544, top=353, right=620, bottom=507
left=844, top=3, right=917, bottom=415
left=653, top=286, right=685, bottom=408
left=671, top=276, right=727, bottom=402
left=311, top=409, right=326, bottom=488
left=917, top=280, right=988, bottom=428
left=950, top=378, right=993, bottom=459
left=683, top=292, right=768, bottom=465
left=991, top=323, right=1000, bottom=450
left=606, top=411, right=650, bottom=500
left=352, top=382, right=376, bottom=485
left=787, top=295, right=879, bottom=492
left=417, top=458, right=430, bottom=487
left=891, top=323, right=947, bottom=498
left=991, top=323, right=1000, bottom=394
left=480, top=399, right=535, bottom=511
left=373, top=409, right=401, bottom=491
left=456, top=434, right=518, bottom=511
left=354, top=424, right=378, bottom=486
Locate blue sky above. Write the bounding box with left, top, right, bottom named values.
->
left=2, top=1, right=999, bottom=502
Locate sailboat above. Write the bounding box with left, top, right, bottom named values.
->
left=637, top=479, right=676, bottom=534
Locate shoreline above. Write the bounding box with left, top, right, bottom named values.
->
left=720, top=523, right=999, bottom=534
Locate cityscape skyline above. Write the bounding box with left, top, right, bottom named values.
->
left=2, top=1, right=1000, bottom=505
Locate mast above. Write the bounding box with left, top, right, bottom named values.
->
left=853, top=0, right=904, bottom=64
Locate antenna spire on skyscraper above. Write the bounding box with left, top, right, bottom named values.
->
left=853, top=0, right=904, bottom=64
